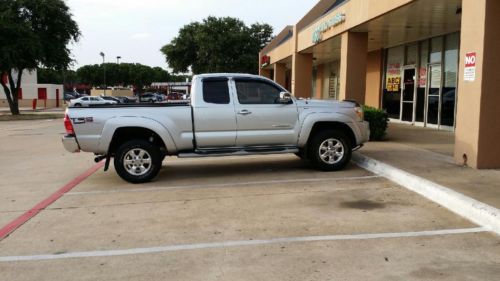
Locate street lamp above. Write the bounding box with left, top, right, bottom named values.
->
left=117, top=56, right=122, bottom=64
left=100, top=52, right=106, bottom=95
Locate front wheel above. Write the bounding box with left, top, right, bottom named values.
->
left=114, top=140, right=162, bottom=184
left=308, top=130, right=352, bottom=171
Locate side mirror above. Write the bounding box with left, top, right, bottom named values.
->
left=278, top=92, right=293, bottom=104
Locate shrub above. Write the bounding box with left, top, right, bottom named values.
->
left=363, top=106, right=389, bottom=141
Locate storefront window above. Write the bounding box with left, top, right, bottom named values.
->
left=383, top=46, right=404, bottom=119
left=442, top=32, right=459, bottom=127
left=416, top=40, right=429, bottom=122
left=382, top=33, right=459, bottom=129
left=430, top=37, right=443, bottom=63
left=406, top=43, right=418, bottom=65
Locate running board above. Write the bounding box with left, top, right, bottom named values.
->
left=178, top=147, right=299, bottom=158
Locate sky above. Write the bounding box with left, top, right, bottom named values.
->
left=66, top=0, right=318, bottom=71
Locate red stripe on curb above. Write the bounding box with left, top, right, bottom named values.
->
left=0, top=161, right=104, bottom=241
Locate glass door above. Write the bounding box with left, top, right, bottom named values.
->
left=401, top=67, right=416, bottom=122
left=426, top=64, right=442, bottom=126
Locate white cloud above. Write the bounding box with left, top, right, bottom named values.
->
left=130, top=33, right=152, bottom=40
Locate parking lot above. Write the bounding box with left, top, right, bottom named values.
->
left=1, top=119, right=499, bottom=281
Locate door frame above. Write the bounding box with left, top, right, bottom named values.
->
left=399, top=65, right=418, bottom=124
left=425, top=63, right=443, bottom=128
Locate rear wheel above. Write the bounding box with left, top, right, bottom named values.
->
left=308, top=130, right=352, bottom=171
left=114, top=140, right=162, bottom=184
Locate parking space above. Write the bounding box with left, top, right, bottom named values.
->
left=1, top=121, right=499, bottom=280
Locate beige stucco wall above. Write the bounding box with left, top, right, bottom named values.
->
left=455, top=0, right=500, bottom=168
left=339, top=32, right=368, bottom=103
left=91, top=89, right=134, bottom=97
left=268, top=40, right=294, bottom=65
left=365, top=50, right=383, bottom=108
left=297, top=0, right=413, bottom=52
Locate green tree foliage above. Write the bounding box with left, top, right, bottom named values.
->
left=37, top=68, right=78, bottom=85
left=0, top=0, right=80, bottom=114
left=75, top=63, right=174, bottom=89
left=38, top=64, right=186, bottom=89
left=161, top=16, right=273, bottom=74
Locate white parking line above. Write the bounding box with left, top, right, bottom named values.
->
left=0, top=227, right=489, bottom=262
left=67, top=175, right=382, bottom=195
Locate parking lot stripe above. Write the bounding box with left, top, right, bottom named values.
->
left=0, top=227, right=489, bottom=262
left=67, top=175, right=383, bottom=196
left=0, top=162, right=104, bottom=241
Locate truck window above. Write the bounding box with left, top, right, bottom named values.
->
left=235, top=80, right=283, bottom=104
left=203, top=80, right=230, bottom=104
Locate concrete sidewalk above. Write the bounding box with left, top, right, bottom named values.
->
left=0, top=107, right=65, bottom=114
left=359, top=123, right=500, bottom=210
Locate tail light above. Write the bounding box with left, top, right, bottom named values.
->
left=64, top=114, right=75, bottom=135
left=354, top=106, right=364, bottom=121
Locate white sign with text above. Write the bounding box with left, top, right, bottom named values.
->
left=464, top=52, right=476, bottom=82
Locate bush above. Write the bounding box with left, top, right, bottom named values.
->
left=363, top=106, right=389, bottom=141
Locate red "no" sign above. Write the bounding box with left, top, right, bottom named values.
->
left=465, top=52, right=476, bottom=67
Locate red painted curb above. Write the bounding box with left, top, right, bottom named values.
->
left=0, top=161, right=104, bottom=241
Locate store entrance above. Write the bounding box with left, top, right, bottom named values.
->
left=401, top=67, right=416, bottom=122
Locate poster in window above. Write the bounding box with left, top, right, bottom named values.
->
left=386, top=63, right=401, bottom=92
left=419, top=68, right=427, bottom=87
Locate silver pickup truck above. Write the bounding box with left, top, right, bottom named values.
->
left=63, top=73, right=370, bottom=183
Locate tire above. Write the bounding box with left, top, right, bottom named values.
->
left=308, top=130, right=352, bottom=171
left=114, top=140, right=162, bottom=184
left=74, top=103, right=82, bottom=107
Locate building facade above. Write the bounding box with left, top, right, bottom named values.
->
left=0, top=70, right=63, bottom=108
left=259, top=0, right=500, bottom=169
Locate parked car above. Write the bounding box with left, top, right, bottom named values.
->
left=167, top=92, right=182, bottom=100
left=154, top=93, right=166, bottom=102
left=139, top=93, right=158, bottom=103
left=69, top=96, right=118, bottom=107
left=100, top=95, right=122, bottom=103
left=64, top=92, right=80, bottom=101
left=63, top=73, right=370, bottom=183
left=115, top=96, right=137, bottom=104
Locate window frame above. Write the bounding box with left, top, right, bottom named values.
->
left=233, top=78, right=289, bottom=105
left=201, top=78, right=231, bottom=105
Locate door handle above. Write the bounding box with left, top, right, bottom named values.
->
left=238, top=110, right=252, bottom=116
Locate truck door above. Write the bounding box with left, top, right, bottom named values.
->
left=232, top=78, right=299, bottom=146
left=193, top=78, right=237, bottom=148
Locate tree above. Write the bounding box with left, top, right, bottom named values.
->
left=0, top=0, right=80, bottom=114
left=161, top=17, right=273, bottom=75
left=75, top=63, right=173, bottom=90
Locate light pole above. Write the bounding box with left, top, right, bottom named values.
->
left=100, top=52, right=106, bottom=95
left=117, top=56, right=121, bottom=64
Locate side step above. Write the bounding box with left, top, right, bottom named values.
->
left=178, top=147, right=299, bottom=158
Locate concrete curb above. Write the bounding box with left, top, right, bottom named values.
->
left=352, top=153, right=500, bottom=236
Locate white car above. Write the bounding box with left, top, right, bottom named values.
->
left=70, top=96, right=118, bottom=107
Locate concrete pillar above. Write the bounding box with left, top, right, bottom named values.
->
left=291, top=52, right=313, bottom=98
left=365, top=50, right=383, bottom=108
left=274, top=63, right=287, bottom=88
left=455, top=0, right=500, bottom=168
left=315, top=65, right=324, bottom=99
left=339, top=32, right=368, bottom=103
